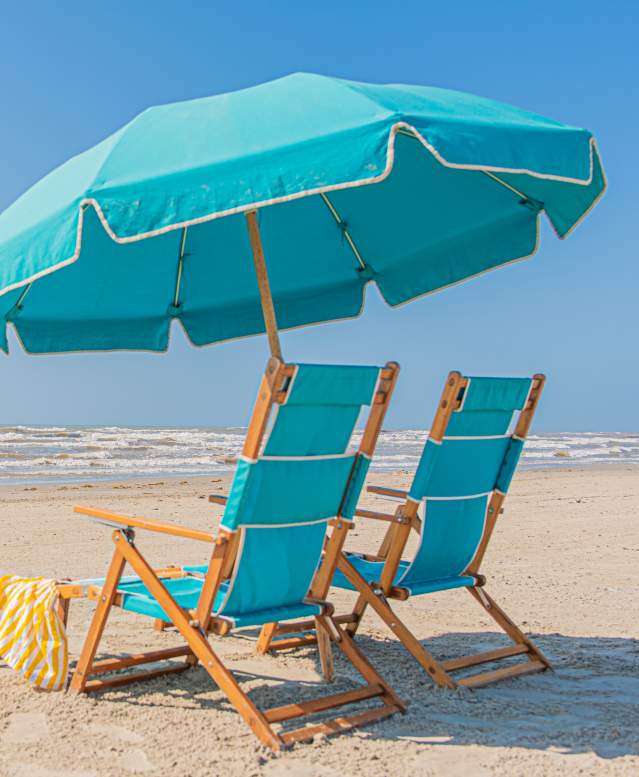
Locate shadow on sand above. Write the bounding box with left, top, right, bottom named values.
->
left=92, top=629, right=639, bottom=760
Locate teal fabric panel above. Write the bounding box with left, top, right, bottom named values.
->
left=118, top=575, right=321, bottom=626
left=341, top=455, right=370, bottom=519
left=331, top=553, right=474, bottom=595
left=216, top=522, right=327, bottom=618
left=285, top=364, right=380, bottom=406
left=403, top=575, right=475, bottom=596
left=264, top=406, right=360, bottom=456
left=461, top=377, right=532, bottom=412
left=221, top=456, right=356, bottom=530
left=119, top=575, right=204, bottom=619
left=224, top=601, right=321, bottom=628
left=495, top=436, right=525, bottom=493
left=0, top=74, right=604, bottom=354
left=410, top=437, right=510, bottom=499
left=399, top=496, right=488, bottom=586
left=263, top=364, right=378, bottom=456
left=446, top=410, right=514, bottom=436
left=331, top=554, right=408, bottom=591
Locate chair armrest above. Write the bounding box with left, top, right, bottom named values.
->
left=208, top=494, right=228, bottom=505
left=74, top=505, right=215, bottom=543
left=367, top=485, right=408, bottom=500
left=355, top=508, right=403, bottom=523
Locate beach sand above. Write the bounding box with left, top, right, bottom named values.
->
left=0, top=465, right=637, bottom=776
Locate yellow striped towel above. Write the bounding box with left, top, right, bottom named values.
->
left=0, top=575, right=68, bottom=690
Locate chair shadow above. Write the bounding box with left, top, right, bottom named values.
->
left=85, top=630, right=639, bottom=759
left=346, top=630, right=639, bottom=759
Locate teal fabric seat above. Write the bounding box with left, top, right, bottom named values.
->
left=334, top=376, right=534, bottom=597
left=331, top=555, right=475, bottom=595
left=110, top=363, right=382, bottom=630
left=115, top=576, right=322, bottom=628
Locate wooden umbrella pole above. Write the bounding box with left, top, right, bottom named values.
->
left=245, top=210, right=283, bottom=360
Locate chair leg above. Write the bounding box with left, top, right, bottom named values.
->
left=256, top=622, right=278, bottom=654
left=336, top=557, right=456, bottom=689
left=68, top=539, right=127, bottom=693
left=466, top=587, right=551, bottom=668
left=315, top=616, right=334, bottom=682
left=344, top=593, right=369, bottom=636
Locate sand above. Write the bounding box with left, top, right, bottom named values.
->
left=0, top=465, right=637, bottom=776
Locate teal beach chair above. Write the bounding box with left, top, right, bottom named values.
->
left=263, top=371, right=551, bottom=689
left=67, top=358, right=404, bottom=750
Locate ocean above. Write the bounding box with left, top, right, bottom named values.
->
left=0, top=426, right=637, bottom=485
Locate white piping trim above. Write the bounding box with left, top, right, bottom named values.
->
left=0, top=126, right=602, bottom=300
left=241, top=452, right=356, bottom=463
left=234, top=517, right=331, bottom=530
left=214, top=528, right=246, bottom=616
left=419, top=491, right=492, bottom=502
left=258, top=452, right=355, bottom=462
left=443, top=434, right=509, bottom=441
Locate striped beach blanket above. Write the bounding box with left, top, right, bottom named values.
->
left=0, top=575, right=68, bottom=690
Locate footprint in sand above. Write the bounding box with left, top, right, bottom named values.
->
left=412, top=747, right=496, bottom=777
left=2, top=712, right=49, bottom=744
left=117, top=749, right=155, bottom=773
left=261, top=763, right=343, bottom=777
left=8, top=765, right=97, bottom=777
left=87, top=722, right=143, bottom=744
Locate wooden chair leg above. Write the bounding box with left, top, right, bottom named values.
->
left=115, top=532, right=284, bottom=751
left=319, top=615, right=405, bottom=712
left=68, top=536, right=127, bottom=693
left=337, top=556, right=456, bottom=689
left=315, top=617, right=334, bottom=682
left=466, top=587, right=551, bottom=668
left=256, top=622, right=278, bottom=654
left=345, top=593, right=369, bottom=636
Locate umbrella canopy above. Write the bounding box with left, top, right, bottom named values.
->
left=0, top=73, right=605, bottom=354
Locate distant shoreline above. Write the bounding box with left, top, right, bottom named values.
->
left=0, top=461, right=637, bottom=490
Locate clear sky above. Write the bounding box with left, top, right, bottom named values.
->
left=0, top=1, right=636, bottom=431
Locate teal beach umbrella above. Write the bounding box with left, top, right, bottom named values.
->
left=0, top=73, right=605, bottom=357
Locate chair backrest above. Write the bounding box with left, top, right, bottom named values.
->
left=216, top=360, right=397, bottom=618
left=397, top=372, right=544, bottom=588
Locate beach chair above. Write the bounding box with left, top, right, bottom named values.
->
left=260, top=371, right=551, bottom=689
left=61, top=358, right=405, bottom=750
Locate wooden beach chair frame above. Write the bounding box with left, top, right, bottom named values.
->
left=57, top=358, right=405, bottom=751
left=259, top=371, right=551, bottom=690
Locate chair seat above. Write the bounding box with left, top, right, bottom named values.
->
left=110, top=574, right=321, bottom=628
left=333, top=553, right=475, bottom=595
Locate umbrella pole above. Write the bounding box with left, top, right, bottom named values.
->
left=246, top=210, right=283, bottom=361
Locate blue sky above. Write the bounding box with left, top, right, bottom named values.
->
left=0, top=1, right=636, bottom=431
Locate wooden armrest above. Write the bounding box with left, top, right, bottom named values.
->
left=367, top=485, right=408, bottom=500
left=208, top=494, right=228, bottom=505
left=355, top=510, right=406, bottom=523
left=74, top=505, right=215, bottom=543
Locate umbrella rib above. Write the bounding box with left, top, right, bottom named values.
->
left=397, top=126, right=534, bottom=204
left=172, top=227, right=188, bottom=308
left=320, top=193, right=367, bottom=270
left=15, top=283, right=32, bottom=310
